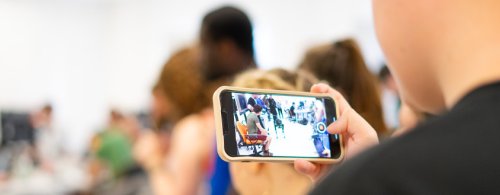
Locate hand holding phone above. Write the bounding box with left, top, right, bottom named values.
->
left=294, top=84, right=379, bottom=181
left=213, top=86, right=344, bottom=163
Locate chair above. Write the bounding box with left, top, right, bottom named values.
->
left=236, top=122, right=263, bottom=156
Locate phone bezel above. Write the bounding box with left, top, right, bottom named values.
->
left=213, top=86, right=344, bottom=163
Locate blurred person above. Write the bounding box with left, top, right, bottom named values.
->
left=378, top=65, right=401, bottom=131
left=391, top=103, right=420, bottom=137
left=132, top=85, right=172, bottom=180
left=150, top=84, right=173, bottom=132
left=298, top=38, right=388, bottom=138
left=196, top=6, right=257, bottom=195
left=134, top=47, right=204, bottom=174
left=294, top=1, right=500, bottom=194
left=393, top=102, right=434, bottom=137
left=0, top=105, right=56, bottom=175
left=132, top=46, right=211, bottom=194
left=0, top=104, right=89, bottom=194
left=378, top=65, right=398, bottom=95
left=31, top=104, right=60, bottom=172
left=200, top=6, right=256, bottom=82
left=140, top=6, right=257, bottom=195
left=87, top=110, right=146, bottom=194
left=230, top=68, right=318, bottom=195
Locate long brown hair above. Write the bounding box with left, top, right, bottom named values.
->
left=154, top=46, right=210, bottom=124
left=298, top=38, right=388, bottom=136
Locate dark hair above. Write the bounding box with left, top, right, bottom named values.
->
left=253, top=104, right=262, bottom=113
left=202, top=6, right=254, bottom=56
left=299, top=38, right=388, bottom=137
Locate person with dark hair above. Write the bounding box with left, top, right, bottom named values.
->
left=145, top=6, right=257, bottom=195
left=200, top=6, right=256, bottom=81
left=245, top=105, right=272, bottom=156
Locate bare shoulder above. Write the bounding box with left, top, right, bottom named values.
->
left=171, top=108, right=215, bottom=148
left=174, top=109, right=213, bottom=133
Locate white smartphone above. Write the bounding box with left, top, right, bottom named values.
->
left=213, top=86, right=344, bottom=163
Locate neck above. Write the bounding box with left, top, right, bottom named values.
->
left=438, top=49, right=500, bottom=109
left=435, top=2, right=500, bottom=109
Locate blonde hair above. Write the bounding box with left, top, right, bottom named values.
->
left=232, top=68, right=318, bottom=91
left=230, top=68, right=316, bottom=195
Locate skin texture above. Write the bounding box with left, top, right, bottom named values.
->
left=142, top=109, right=214, bottom=195
left=374, top=0, right=500, bottom=114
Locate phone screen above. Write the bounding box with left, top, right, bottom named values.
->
left=223, top=91, right=341, bottom=159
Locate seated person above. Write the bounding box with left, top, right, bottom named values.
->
left=246, top=105, right=272, bottom=156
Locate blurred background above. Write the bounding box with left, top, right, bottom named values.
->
left=0, top=0, right=390, bottom=194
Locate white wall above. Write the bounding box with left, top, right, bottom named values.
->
left=0, top=0, right=384, bottom=155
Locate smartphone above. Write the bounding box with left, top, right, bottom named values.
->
left=213, top=86, right=343, bottom=163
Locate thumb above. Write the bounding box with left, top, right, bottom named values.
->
left=327, top=108, right=349, bottom=135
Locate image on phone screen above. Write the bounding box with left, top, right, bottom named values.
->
left=228, top=92, right=340, bottom=158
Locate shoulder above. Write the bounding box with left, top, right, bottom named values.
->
left=312, top=129, right=431, bottom=194
left=175, top=114, right=202, bottom=131
left=312, top=109, right=500, bottom=194
left=171, top=109, right=215, bottom=147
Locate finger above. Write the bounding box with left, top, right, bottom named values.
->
left=327, top=109, right=349, bottom=135
left=330, top=108, right=379, bottom=143
left=310, top=83, right=331, bottom=94
left=294, top=159, right=320, bottom=177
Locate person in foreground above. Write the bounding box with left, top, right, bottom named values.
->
left=295, top=0, right=500, bottom=194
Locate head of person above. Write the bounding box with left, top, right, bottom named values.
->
left=31, top=104, right=53, bottom=129
left=200, top=6, right=256, bottom=81
left=152, top=46, right=210, bottom=128
left=299, top=38, right=388, bottom=136
left=252, top=104, right=262, bottom=114
left=230, top=68, right=317, bottom=195
left=372, top=1, right=500, bottom=114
